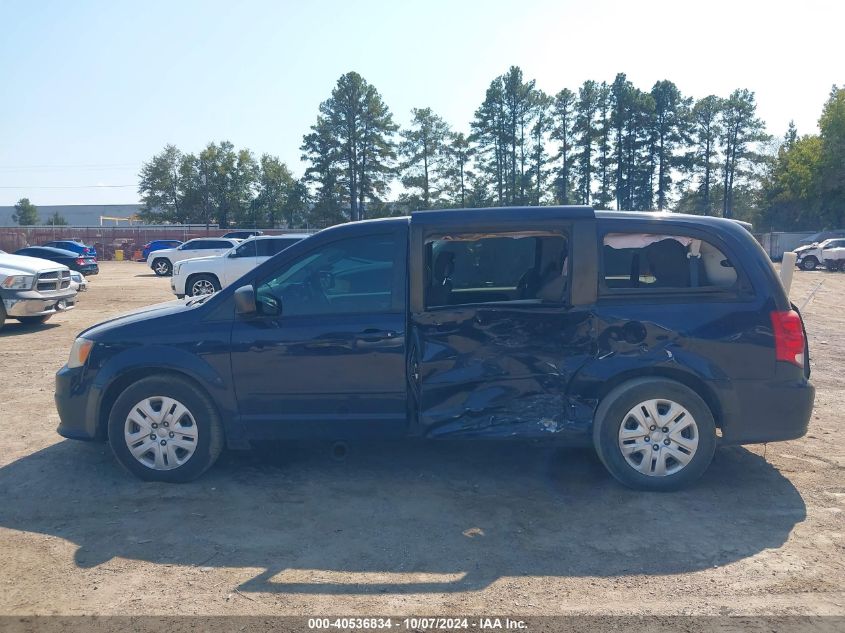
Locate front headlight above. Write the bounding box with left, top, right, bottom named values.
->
left=67, top=337, right=94, bottom=369
left=1, top=275, right=35, bottom=289
left=173, top=262, right=183, bottom=275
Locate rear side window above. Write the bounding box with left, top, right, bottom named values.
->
left=425, top=232, right=569, bottom=308
left=260, top=238, right=300, bottom=256
left=601, top=233, right=738, bottom=292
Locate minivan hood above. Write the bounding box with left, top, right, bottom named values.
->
left=81, top=299, right=197, bottom=339
left=0, top=252, right=67, bottom=275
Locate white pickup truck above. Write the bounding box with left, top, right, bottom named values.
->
left=793, top=238, right=845, bottom=270
left=0, top=250, right=77, bottom=331
left=171, top=234, right=307, bottom=297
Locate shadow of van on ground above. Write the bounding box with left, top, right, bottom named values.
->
left=0, top=439, right=805, bottom=594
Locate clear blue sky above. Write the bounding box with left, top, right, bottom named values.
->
left=1, top=0, right=842, bottom=205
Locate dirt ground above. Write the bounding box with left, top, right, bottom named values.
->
left=0, top=261, right=843, bottom=616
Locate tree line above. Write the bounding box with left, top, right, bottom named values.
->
left=135, top=68, right=844, bottom=231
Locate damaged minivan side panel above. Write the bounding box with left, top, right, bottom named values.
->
left=408, top=210, right=599, bottom=440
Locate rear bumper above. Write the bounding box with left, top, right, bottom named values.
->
left=55, top=365, right=102, bottom=441
left=3, top=289, right=77, bottom=317
left=717, top=373, right=815, bottom=445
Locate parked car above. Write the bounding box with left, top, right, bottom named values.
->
left=221, top=230, right=263, bottom=240
left=70, top=271, right=88, bottom=292
left=141, top=239, right=183, bottom=261
left=41, top=240, right=97, bottom=260
left=821, top=246, right=845, bottom=271
left=56, top=207, right=813, bottom=490
left=797, top=230, right=845, bottom=246
left=792, top=237, right=845, bottom=270
left=146, top=238, right=240, bottom=276
left=1, top=250, right=77, bottom=331
left=15, top=246, right=99, bottom=276
left=171, top=234, right=307, bottom=297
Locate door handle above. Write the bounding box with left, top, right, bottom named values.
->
left=357, top=328, right=398, bottom=342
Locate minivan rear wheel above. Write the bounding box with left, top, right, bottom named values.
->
left=593, top=378, right=716, bottom=491
left=108, top=375, right=223, bottom=482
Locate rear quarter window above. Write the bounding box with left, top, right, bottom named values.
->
left=600, top=232, right=740, bottom=295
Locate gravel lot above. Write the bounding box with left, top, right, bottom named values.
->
left=0, top=261, right=843, bottom=616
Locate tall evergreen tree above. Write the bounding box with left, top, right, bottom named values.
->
left=719, top=89, right=769, bottom=218
left=594, top=82, right=614, bottom=208
left=573, top=80, right=600, bottom=204
left=551, top=88, right=577, bottom=204
left=400, top=107, right=451, bottom=208
left=306, top=72, right=397, bottom=221
left=689, top=95, right=723, bottom=214
left=530, top=90, right=554, bottom=205
left=443, top=132, right=473, bottom=207
left=651, top=80, right=691, bottom=209
left=301, top=116, right=345, bottom=227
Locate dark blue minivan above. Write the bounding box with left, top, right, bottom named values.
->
left=55, top=207, right=814, bottom=490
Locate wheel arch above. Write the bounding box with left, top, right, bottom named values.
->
left=584, top=366, right=724, bottom=432
left=185, top=271, right=221, bottom=295
left=97, top=367, right=223, bottom=441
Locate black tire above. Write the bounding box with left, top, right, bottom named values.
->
left=152, top=258, right=172, bottom=276
left=592, top=377, right=717, bottom=492
left=17, top=314, right=52, bottom=326
left=800, top=257, right=818, bottom=271
left=107, top=375, right=224, bottom=482
left=0, top=303, right=6, bottom=332
left=187, top=273, right=221, bottom=297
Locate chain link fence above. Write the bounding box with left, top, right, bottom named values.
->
left=0, top=225, right=309, bottom=260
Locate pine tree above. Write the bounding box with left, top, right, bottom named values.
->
left=551, top=88, right=576, bottom=204
left=530, top=90, right=553, bottom=205
left=400, top=107, right=451, bottom=208
left=690, top=95, right=723, bottom=214
left=719, top=89, right=769, bottom=218
left=573, top=80, right=600, bottom=205
left=651, top=80, right=691, bottom=210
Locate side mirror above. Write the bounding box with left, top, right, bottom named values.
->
left=234, top=285, right=257, bottom=316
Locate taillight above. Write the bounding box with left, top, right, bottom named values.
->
left=76, top=257, right=85, bottom=265
left=770, top=310, right=805, bottom=366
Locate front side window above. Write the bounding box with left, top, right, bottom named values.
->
left=180, top=241, right=199, bottom=250
left=601, top=232, right=738, bottom=292
left=425, top=232, right=569, bottom=308
left=256, top=234, right=396, bottom=317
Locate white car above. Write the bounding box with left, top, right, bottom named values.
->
left=70, top=271, right=88, bottom=292
left=147, top=238, right=240, bottom=276
left=793, top=237, right=845, bottom=271
left=171, top=234, right=307, bottom=297
left=822, top=246, right=845, bottom=272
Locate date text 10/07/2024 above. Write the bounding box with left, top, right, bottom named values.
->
left=307, top=618, right=529, bottom=630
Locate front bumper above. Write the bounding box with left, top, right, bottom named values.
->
left=55, top=365, right=102, bottom=441
left=3, top=289, right=77, bottom=317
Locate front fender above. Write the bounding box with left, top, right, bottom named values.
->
left=86, top=343, right=240, bottom=445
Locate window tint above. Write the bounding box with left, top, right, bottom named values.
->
left=256, top=234, right=396, bottom=317
left=181, top=241, right=200, bottom=250
left=233, top=240, right=258, bottom=258
left=261, top=237, right=301, bottom=256
left=602, top=233, right=737, bottom=291
left=204, top=240, right=232, bottom=249
left=425, top=233, right=569, bottom=308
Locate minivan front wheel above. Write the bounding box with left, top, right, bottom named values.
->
left=108, top=376, right=223, bottom=482
left=593, top=378, right=716, bottom=491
